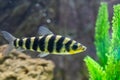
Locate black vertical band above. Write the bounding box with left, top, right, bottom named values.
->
left=18, top=39, right=23, bottom=47
left=32, top=37, right=39, bottom=51
left=47, top=35, right=56, bottom=53
left=65, top=40, right=72, bottom=52
left=56, top=36, right=65, bottom=52
left=39, top=35, right=47, bottom=51
left=13, top=39, right=17, bottom=47
left=25, top=38, right=31, bottom=49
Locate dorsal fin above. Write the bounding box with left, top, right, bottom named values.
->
left=38, top=26, right=53, bottom=36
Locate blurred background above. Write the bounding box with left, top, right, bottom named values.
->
left=0, top=0, right=120, bottom=80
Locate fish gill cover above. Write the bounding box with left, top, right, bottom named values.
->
left=84, top=2, right=120, bottom=80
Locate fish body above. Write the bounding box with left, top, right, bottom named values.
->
left=1, top=26, right=86, bottom=56
left=13, top=34, right=86, bottom=55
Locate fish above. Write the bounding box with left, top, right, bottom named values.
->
left=0, top=26, right=87, bottom=57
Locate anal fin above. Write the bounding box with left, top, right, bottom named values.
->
left=2, top=44, right=14, bottom=56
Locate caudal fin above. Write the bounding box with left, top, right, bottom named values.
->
left=1, top=31, right=16, bottom=43
left=0, top=31, right=16, bottom=56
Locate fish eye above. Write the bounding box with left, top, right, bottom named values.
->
left=72, top=43, right=78, bottom=50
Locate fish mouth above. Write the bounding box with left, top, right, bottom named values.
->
left=83, top=46, right=87, bottom=51
left=69, top=46, right=87, bottom=54
left=78, top=46, right=87, bottom=52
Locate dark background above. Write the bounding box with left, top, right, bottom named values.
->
left=0, top=0, right=120, bottom=80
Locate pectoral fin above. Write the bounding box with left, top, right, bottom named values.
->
left=38, top=53, right=49, bottom=57
left=16, top=47, right=25, bottom=52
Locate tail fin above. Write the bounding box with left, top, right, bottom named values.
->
left=1, top=31, right=16, bottom=43
left=0, top=31, right=16, bottom=56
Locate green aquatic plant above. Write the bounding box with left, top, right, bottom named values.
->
left=94, top=2, right=110, bottom=66
left=84, top=2, right=120, bottom=80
